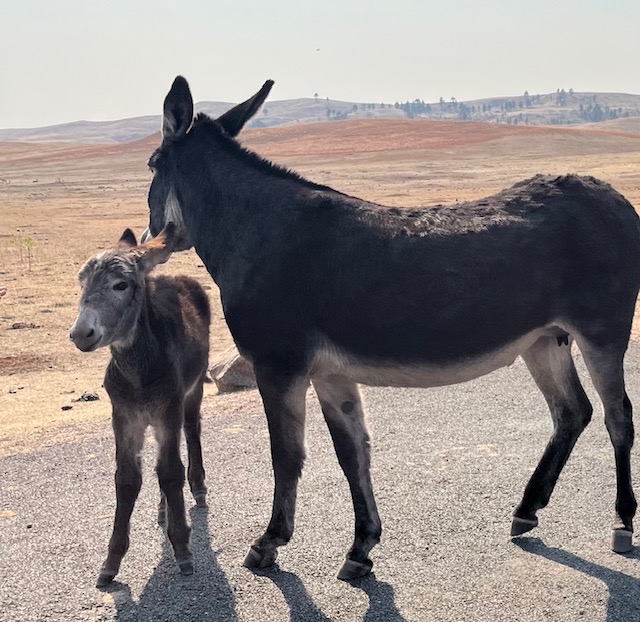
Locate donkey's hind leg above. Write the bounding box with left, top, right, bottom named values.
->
left=313, top=377, right=381, bottom=580
left=576, top=336, right=636, bottom=553
left=512, top=336, right=593, bottom=537
left=184, top=381, right=207, bottom=507
left=243, top=366, right=309, bottom=570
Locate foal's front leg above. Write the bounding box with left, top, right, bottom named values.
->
left=97, top=413, right=145, bottom=587
left=243, top=367, right=309, bottom=569
left=156, top=408, right=193, bottom=574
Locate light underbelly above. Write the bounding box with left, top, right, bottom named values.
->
left=311, top=327, right=561, bottom=388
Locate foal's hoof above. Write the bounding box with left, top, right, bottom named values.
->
left=178, top=559, right=194, bottom=575
left=96, top=571, right=116, bottom=588
left=510, top=516, right=538, bottom=537
left=194, top=493, right=207, bottom=508
left=243, top=546, right=278, bottom=569
left=611, top=529, right=633, bottom=554
left=337, top=557, right=373, bottom=581
left=157, top=508, right=166, bottom=525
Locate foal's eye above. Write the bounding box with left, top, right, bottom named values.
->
left=113, top=282, right=128, bottom=291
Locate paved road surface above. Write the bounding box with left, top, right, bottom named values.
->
left=2, top=346, right=640, bottom=621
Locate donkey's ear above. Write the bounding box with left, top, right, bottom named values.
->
left=137, top=222, right=177, bottom=272
left=118, top=228, right=137, bottom=248
left=163, top=76, right=194, bottom=142
left=216, top=80, right=274, bottom=137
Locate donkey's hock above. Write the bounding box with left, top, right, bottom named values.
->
left=145, top=75, right=640, bottom=579
left=70, top=224, right=211, bottom=587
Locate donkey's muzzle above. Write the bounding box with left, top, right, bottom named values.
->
left=70, top=310, right=102, bottom=352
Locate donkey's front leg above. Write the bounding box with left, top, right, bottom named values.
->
left=97, top=414, right=145, bottom=588
left=313, top=377, right=381, bottom=580
left=243, top=367, right=309, bottom=569
left=156, top=411, right=193, bottom=575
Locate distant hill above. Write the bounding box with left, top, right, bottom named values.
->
left=2, top=91, right=640, bottom=144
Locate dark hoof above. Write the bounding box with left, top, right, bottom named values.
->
left=243, top=546, right=278, bottom=569
left=157, top=509, right=166, bottom=525
left=510, top=516, right=538, bottom=537
left=179, top=559, right=194, bottom=575
left=96, top=571, right=116, bottom=588
left=194, top=494, right=207, bottom=508
left=337, top=557, right=373, bottom=581
left=612, top=529, right=633, bottom=554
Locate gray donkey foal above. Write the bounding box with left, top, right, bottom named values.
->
left=70, top=224, right=210, bottom=587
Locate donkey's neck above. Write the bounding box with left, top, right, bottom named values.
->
left=179, top=132, right=318, bottom=287
left=109, top=286, right=159, bottom=377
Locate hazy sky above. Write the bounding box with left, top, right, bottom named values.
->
left=3, top=0, right=640, bottom=128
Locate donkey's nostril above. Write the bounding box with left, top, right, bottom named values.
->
left=87, top=329, right=95, bottom=338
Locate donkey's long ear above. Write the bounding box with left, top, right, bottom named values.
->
left=216, top=80, right=274, bottom=137
left=137, top=222, right=177, bottom=272
left=163, top=76, right=194, bottom=142
left=118, top=228, right=137, bottom=248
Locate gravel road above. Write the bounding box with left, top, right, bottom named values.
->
left=2, top=345, right=640, bottom=622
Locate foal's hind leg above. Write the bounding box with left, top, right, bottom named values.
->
left=183, top=381, right=207, bottom=507
left=576, top=336, right=636, bottom=553
left=512, top=336, right=593, bottom=537
left=243, top=367, right=309, bottom=570
left=313, top=377, right=381, bottom=580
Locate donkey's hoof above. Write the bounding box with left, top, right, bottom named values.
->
left=194, top=493, right=207, bottom=508
left=178, top=559, right=194, bottom=575
left=510, top=516, right=538, bottom=537
left=612, top=529, right=633, bottom=554
left=243, top=546, right=278, bottom=569
left=337, top=557, right=373, bottom=581
left=96, top=571, right=116, bottom=588
left=157, top=509, right=166, bottom=525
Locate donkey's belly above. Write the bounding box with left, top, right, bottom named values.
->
left=311, top=327, right=559, bottom=388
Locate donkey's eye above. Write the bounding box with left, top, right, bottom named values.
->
left=113, top=282, right=128, bottom=291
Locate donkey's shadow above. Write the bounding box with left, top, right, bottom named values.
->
left=514, top=537, right=640, bottom=622
left=254, top=565, right=408, bottom=622
left=106, top=505, right=237, bottom=621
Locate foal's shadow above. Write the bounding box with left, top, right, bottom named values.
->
left=107, top=505, right=237, bottom=621
left=513, top=537, right=640, bottom=622
left=254, top=565, right=407, bottom=622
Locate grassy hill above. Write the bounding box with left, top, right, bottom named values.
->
left=1, top=91, right=640, bottom=144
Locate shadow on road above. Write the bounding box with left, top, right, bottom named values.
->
left=348, top=573, right=408, bottom=622
left=514, top=536, right=640, bottom=622
left=254, top=565, right=408, bottom=622
left=105, top=505, right=237, bottom=621
left=253, top=564, right=332, bottom=621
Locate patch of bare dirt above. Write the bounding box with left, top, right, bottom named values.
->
left=0, top=354, right=48, bottom=375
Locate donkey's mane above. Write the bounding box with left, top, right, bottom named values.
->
left=192, top=113, right=338, bottom=193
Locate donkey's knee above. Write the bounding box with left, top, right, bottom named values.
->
left=605, top=393, right=634, bottom=448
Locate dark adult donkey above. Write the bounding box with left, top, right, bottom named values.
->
left=145, top=76, right=640, bottom=580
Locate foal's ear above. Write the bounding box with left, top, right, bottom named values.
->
left=216, top=79, right=274, bottom=137
left=118, top=228, right=137, bottom=248
left=163, top=76, right=194, bottom=142
left=137, top=223, right=177, bottom=272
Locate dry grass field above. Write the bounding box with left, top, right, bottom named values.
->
left=2, top=118, right=640, bottom=457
